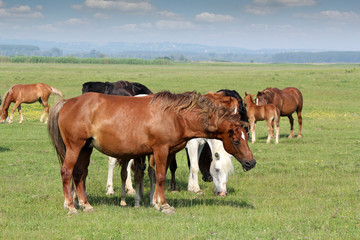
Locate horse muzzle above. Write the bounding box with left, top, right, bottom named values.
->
left=241, top=159, right=256, bottom=172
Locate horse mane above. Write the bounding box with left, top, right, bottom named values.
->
left=151, top=91, right=241, bottom=132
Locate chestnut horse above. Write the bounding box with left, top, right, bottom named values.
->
left=256, top=87, right=303, bottom=138
left=244, top=92, right=280, bottom=144
left=0, top=83, right=64, bottom=124
left=48, top=91, right=255, bottom=214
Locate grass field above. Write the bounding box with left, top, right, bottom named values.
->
left=0, top=62, right=359, bottom=239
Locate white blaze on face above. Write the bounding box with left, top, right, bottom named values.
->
left=234, top=107, right=237, bottom=114
left=256, top=98, right=259, bottom=105
left=241, top=131, right=246, bottom=141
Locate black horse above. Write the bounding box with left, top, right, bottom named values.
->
left=82, top=81, right=153, bottom=96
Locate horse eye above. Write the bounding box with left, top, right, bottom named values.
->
left=234, top=140, right=240, bottom=145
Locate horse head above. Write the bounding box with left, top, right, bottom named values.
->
left=256, top=88, right=273, bottom=106
left=219, top=120, right=256, bottom=171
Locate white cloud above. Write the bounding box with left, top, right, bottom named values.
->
left=71, top=4, right=83, bottom=10
left=295, top=11, right=360, bottom=21
left=0, top=3, right=43, bottom=18
left=155, top=20, right=194, bottom=30
left=253, top=0, right=317, bottom=7
left=113, top=22, right=152, bottom=31
left=195, top=12, right=235, bottom=23
left=83, top=0, right=154, bottom=12
left=61, top=18, right=90, bottom=25
left=94, top=12, right=110, bottom=19
left=35, top=24, right=59, bottom=32
left=156, top=10, right=183, bottom=20
left=246, top=0, right=317, bottom=15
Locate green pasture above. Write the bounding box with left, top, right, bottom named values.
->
left=0, top=62, right=359, bottom=239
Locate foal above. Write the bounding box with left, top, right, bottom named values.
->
left=244, top=92, right=280, bottom=144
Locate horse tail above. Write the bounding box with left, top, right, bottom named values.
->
left=48, top=99, right=67, bottom=165
left=50, top=87, right=65, bottom=98
left=0, top=88, right=13, bottom=116
left=274, top=107, right=280, bottom=127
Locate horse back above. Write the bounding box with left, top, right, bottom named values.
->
left=273, top=87, right=303, bottom=115
left=58, top=93, right=186, bottom=158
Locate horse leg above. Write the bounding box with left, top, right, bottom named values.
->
left=18, top=104, right=23, bottom=123
left=133, top=157, right=145, bottom=208
left=186, top=139, right=202, bottom=194
left=169, top=155, right=177, bottom=191
left=153, top=147, right=174, bottom=214
left=106, top=157, right=117, bottom=195
left=250, top=119, right=256, bottom=143
left=125, top=159, right=135, bottom=194
left=148, top=157, right=156, bottom=207
left=41, top=100, right=49, bottom=124
left=266, top=118, right=273, bottom=144
left=61, top=147, right=82, bottom=214
left=120, top=159, right=130, bottom=206
left=288, top=115, right=295, bottom=138
left=73, top=147, right=94, bottom=212
left=8, top=101, right=21, bottom=123
left=275, top=117, right=280, bottom=144
left=297, top=110, right=303, bottom=138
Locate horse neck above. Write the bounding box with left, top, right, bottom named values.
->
left=245, top=97, right=256, bottom=108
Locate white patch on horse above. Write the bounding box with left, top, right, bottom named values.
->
left=241, top=131, right=246, bottom=141
left=256, top=98, right=258, bottom=105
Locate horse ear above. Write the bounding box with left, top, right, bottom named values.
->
left=244, top=91, right=248, bottom=96
left=257, top=91, right=261, bottom=96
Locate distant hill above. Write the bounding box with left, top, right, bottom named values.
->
left=1, top=39, right=360, bottom=63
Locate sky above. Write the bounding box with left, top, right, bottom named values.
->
left=0, top=0, right=360, bottom=50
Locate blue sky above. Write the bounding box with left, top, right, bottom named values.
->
left=0, top=0, right=360, bottom=50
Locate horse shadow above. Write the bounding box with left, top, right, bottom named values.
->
left=0, top=146, right=10, bottom=152
left=87, top=179, right=254, bottom=210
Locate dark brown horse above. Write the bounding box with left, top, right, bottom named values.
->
left=244, top=92, right=280, bottom=144
left=256, top=87, right=303, bottom=138
left=48, top=91, right=255, bottom=214
left=0, top=83, right=64, bottom=124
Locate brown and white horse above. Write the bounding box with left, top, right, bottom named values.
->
left=48, top=91, right=256, bottom=214
left=0, top=83, right=64, bottom=124
left=256, top=87, right=303, bottom=138
left=244, top=92, right=280, bottom=144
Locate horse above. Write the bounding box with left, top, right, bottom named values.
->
left=82, top=80, right=154, bottom=203
left=216, top=89, right=248, bottom=128
left=244, top=92, right=280, bottom=144
left=82, top=80, right=153, bottom=96
left=256, top=87, right=303, bottom=138
left=0, top=83, right=64, bottom=124
left=48, top=91, right=256, bottom=214
left=169, top=91, right=241, bottom=196
left=186, top=138, right=233, bottom=196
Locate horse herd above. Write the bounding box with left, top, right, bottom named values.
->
left=0, top=81, right=303, bottom=214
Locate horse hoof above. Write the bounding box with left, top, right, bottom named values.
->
left=120, top=200, right=127, bottom=207
left=160, top=204, right=175, bottom=214
left=297, top=135, right=302, bottom=138
left=67, top=208, right=78, bottom=215
left=134, top=205, right=140, bottom=208
left=106, top=189, right=115, bottom=195
left=127, top=188, right=136, bottom=195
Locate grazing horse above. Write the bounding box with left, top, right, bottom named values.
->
left=0, top=83, right=64, bottom=124
left=186, top=138, right=233, bottom=196
left=171, top=91, right=240, bottom=195
left=244, top=92, right=280, bottom=144
left=256, top=87, right=303, bottom=138
left=48, top=91, right=255, bottom=214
